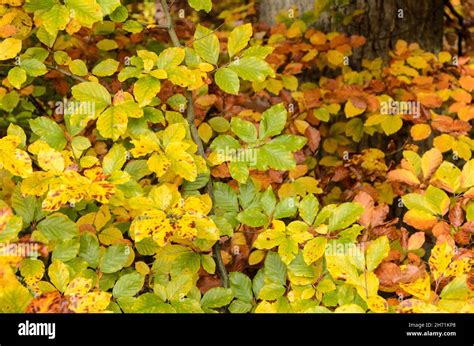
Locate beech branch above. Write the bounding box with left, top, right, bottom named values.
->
left=159, top=0, right=230, bottom=289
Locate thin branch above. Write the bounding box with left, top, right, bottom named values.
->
left=160, top=0, right=230, bottom=289
left=186, top=22, right=225, bottom=47
left=46, top=64, right=88, bottom=83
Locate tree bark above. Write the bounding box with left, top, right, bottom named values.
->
left=258, top=0, right=314, bottom=26
left=258, top=0, right=445, bottom=60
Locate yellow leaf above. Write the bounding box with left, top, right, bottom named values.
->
left=147, top=151, right=171, bottom=178
left=410, top=124, right=431, bottom=141
left=327, top=50, right=344, bottom=66
left=403, top=209, right=437, bottom=231
left=303, top=236, right=326, bottom=265
left=438, top=51, right=451, bottom=64
left=198, top=122, right=213, bottom=143
left=421, top=148, right=442, bottom=180
left=429, top=242, right=453, bottom=281
left=248, top=250, right=266, bottom=265
left=335, top=304, right=365, bottom=313
left=367, top=295, right=389, bottom=313
left=0, top=38, right=21, bottom=60
left=407, top=55, right=428, bottom=69
left=400, top=273, right=431, bottom=301
left=37, top=149, right=65, bottom=173
left=165, top=142, right=197, bottom=182
left=253, top=220, right=285, bottom=249
left=0, top=135, right=32, bottom=178
left=433, top=134, right=454, bottom=153
left=344, top=98, right=366, bottom=118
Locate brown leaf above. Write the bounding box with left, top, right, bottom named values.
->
left=305, top=126, right=321, bottom=152
left=448, top=202, right=464, bottom=227
left=407, top=232, right=425, bottom=250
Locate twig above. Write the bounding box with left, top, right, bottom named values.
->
left=186, top=22, right=225, bottom=47
left=160, top=0, right=230, bottom=289
left=46, top=64, right=88, bottom=83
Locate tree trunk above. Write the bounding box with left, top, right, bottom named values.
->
left=259, top=0, right=444, bottom=60
left=258, top=0, right=314, bottom=26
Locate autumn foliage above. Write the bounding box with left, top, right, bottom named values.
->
left=0, top=0, right=473, bottom=314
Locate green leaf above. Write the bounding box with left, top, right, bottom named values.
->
left=237, top=208, right=268, bottom=227
left=229, top=161, right=249, bottom=183
left=299, top=194, right=319, bottom=225
left=12, top=188, right=38, bottom=225
left=133, top=75, right=161, bottom=107
left=40, top=4, right=69, bottom=35
left=103, top=143, right=127, bottom=174
left=381, top=115, right=403, bottom=135
left=327, top=202, right=364, bottom=232
left=201, top=254, right=216, bottom=274
left=242, top=45, right=274, bottom=59
left=229, top=272, right=253, bottom=303
left=210, top=134, right=241, bottom=151
left=156, top=47, right=185, bottom=70
left=97, top=0, right=121, bottom=15
left=260, top=187, right=276, bottom=217
left=228, top=24, right=252, bottom=58
left=215, top=68, right=240, bottom=95
left=187, top=0, right=212, bottom=12
left=264, top=251, right=287, bottom=285
left=258, top=143, right=296, bottom=170
left=228, top=299, right=253, bottom=313
left=200, top=287, right=233, bottom=308
left=258, top=283, right=286, bottom=300
left=71, top=81, right=111, bottom=110
left=432, top=161, right=461, bottom=193
left=48, top=259, right=70, bottom=292
left=52, top=239, right=81, bottom=262
left=97, top=106, right=128, bottom=140
left=20, top=259, right=45, bottom=280
left=193, top=24, right=219, bottom=64
left=7, top=67, right=26, bottom=89
left=270, top=135, right=307, bottom=151
left=366, top=236, right=390, bottom=272
left=213, top=182, right=239, bottom=212
left=424, top=185, right=450, bottom=216
left=65, top=0, right=104, bottom=28
left=20, top=58, right=47, bottom=77
left=259, top=103, right=287, bottom=139
left=0, top=285, right=32, bottom=313
left=79, top=232, right=100, bottom=268
left=29, top=117, right=67, bottom=150
left=99, top=244, right=130, bottom=273
left=113, top=272, right=145, bottom=298
left=440, top=274, right=469, bottom=300
left=229, top=57, right=274, bottom=82
left=230, top=117, right=257, bottom=143
left=69, top=59, right=89, bottom=76
left=274, top=197, right=298, bottom=219
left=92, top=58, right=119, bottom=76
left=37, top=213, right=79, bottom=242
left=461, top=159, right=474, bottom=188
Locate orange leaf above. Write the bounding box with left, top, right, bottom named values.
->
left=387, top=169, right=420, bottom=186
left=408, top=232, right=425, bottom=250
